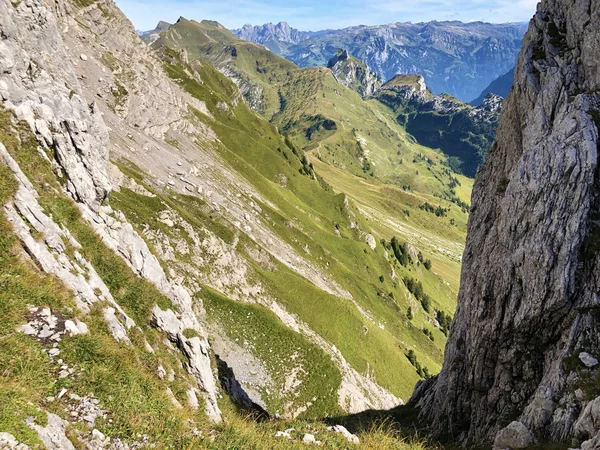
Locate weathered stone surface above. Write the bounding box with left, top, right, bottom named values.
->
left=151, top=306, right=222, bottom=422
left=27, top=412, right=76, bottom=450
left=0, top=0, right=111, bottom=209
left=575, top=397, right=600, bottom=441
left=492, top=421, right=535, bottom=450
left=412, top=0, right=600, bottom=445
left=302, top=433, right=321, bottom=445
left=580, top=352, right=599, bottom=368
left=17, top=307, right=88, bottom=344
left=365, top=234, right=377, bottom=251
left=0, top=432, right=31, bottom=450
left=327, top=49, right=381, bottom=98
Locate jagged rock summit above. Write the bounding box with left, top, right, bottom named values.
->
left=412, top=0, right=600, bottom=447
left=326, top=49, right=381, bottom=98
left=236, top=21, right=310, bottom=45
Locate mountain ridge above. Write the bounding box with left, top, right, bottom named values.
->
left=231, top=19, right=528, bottom=102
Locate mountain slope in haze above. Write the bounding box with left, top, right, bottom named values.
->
left=411, top=0, right=600, bottom=447
left=470, top=67, right=515, bottom=106
left=232, top=20, right=528, bottom=102
left=234, top=21, right=313, bottom=54
left=374, top=74, right=502, bottom=177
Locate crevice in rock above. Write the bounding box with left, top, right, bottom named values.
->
left=215, top=354, right=269, bottom=421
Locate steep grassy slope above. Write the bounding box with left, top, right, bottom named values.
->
left=154, top=18, right=298, bottom=118
left=147, top=49, right=450, bottom=397
left=144, top=19, right=474, bottom=396
left=0, top=101, right=433, bottom=449
left=157, top=20, right=473, bottom=196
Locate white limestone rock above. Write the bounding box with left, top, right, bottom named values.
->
left=580, top=352, right=599, bottom=368
left=327, top=425, right=359, bottom=444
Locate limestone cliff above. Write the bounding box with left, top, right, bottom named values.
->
left=412, top=0, right=600, bottom=447
left=326, top=49, right=381, bottom=98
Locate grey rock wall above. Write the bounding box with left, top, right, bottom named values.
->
left=412, top=0, right=600, bottom=446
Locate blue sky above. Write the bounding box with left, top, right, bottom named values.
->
left=115, top=0, right=539, bottom=32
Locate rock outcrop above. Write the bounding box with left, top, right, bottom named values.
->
left=412, top=0, right=600, bottom=446
left=327, top=49, right=381, bottom=98
left=0, top=0, right=111, bottom=210
left=1, top=0, right=222, bottom=425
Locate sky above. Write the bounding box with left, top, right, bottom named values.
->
left=115, top=0, right=539, bottom=32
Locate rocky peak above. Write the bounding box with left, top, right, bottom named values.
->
left=479, top=92, right=504, bottom=113
left=378, top=74, right=430, bottom=101
left=412, top=0, right=600, bottom=447
left=155, top=21, right=172, bottom=32
left=139, top=20, right=172, bottom=44
left=233, top=21, right=311, bottom=46
left=327, top=49, right=351, bottom=66
left=326, top=49, right=381, bottom=98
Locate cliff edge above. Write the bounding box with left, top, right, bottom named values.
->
left=412, top=0, right=600, bottom=447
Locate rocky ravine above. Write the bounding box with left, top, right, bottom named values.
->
left=1, top=0, right=403, bottom=437
left=412, top=0, right=600, bottom=448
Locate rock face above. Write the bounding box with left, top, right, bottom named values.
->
left=232, top=21, right=312, bottom=51
left=138, top=21, right=172, bottom=45
left=412, top=0, right=600, bottom=446
left=233, top=21, right=527, bottom=102
left=0, top=0, right=111, bottom=210
left=1, top=0, right=223, bottom=426
left=326, top=49, right=381, bottom=98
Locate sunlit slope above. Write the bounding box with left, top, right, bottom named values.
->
left=148, top=20, right=475, bottom=400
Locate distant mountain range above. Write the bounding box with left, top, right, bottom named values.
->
left=231, top=21, right=528, bottom=102
left=469, top=67, right=515, bottom=106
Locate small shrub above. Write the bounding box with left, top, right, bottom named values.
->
left=182, top=328, right=199, bottom=339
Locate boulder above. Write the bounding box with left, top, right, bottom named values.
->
left=492, top=421, right=535, bottom=450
